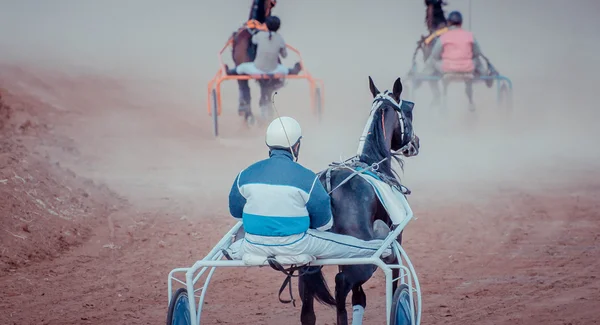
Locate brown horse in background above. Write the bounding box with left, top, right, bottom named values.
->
left=230, top=0, right=279, bottom=124
left=410, top=0, right=448, bottom=69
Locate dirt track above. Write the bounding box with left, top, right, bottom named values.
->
left=1, top=1, right=600, bottom=324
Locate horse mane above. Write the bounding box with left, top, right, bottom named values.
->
left=426, top=1, right=448, bottom=33
left=358, top=103, right=404, bottom=185
left=249, top=0, right=270, bottom=23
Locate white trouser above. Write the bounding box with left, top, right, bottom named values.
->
left=423, top=58, right=487, bottom=76
left=235, top=62, right=289, bottom=76
left=226, top=229, right=392, bottom=260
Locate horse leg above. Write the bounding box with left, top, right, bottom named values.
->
left=428, top=80, right=441, bottom=107
left=439, top=79, right=449, bottom=110
left=465, top=80, right=475, bottom=111
left=350, top=285, right=367, bottom=325
left=335, top=272, right=353, bottom=325
left=258, top=80, right=273, bottom=121
left=259, top=79, right=282, bottom=121
left=298, top=276, right=317, bottom=325
left=237, top=79, right=252, bottom=118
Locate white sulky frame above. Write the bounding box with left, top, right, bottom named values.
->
left=167, top=199, right=422, bottom=325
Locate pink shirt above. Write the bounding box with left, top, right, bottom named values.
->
left=440, top=28, right=475, bottom=73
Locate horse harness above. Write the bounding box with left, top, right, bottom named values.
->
left=244, top=19, right=268, bottom=33
left=220, top=248, right=321, bottom=307
left=424, top=26, right=449, bottom=45
left=320, top=158, right=411, bottom=196
left=266, top=258, right=322, bottom=307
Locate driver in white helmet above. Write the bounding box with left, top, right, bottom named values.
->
left=223, top=116, right=392, bottom=261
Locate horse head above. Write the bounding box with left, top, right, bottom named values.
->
left=367, top=77, right=420, bottom=158
left=267, top=0, right=277, bottom=15
left=425, top=0, right=448, bottom=33
left=249, top=0, right=277, bottom=23
left=357, top=76, right=419, bottom=183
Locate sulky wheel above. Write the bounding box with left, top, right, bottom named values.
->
left=211, top=89, right=219, bottom=137
left=166, top=288, right=192, bottom=325
left=390, top=284, right=415, bottom=325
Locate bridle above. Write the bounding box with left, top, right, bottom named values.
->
left=357, top=90, right=413, bottom=157
left=316, top=91, right=417, bottom=196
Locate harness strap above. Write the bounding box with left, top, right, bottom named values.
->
left=424, top=26, right=449, bottom=45
left=278, top=273, right=296, bottom=306
left=326, top=158, right=388, bottom=195
left=267, top=257, right=323, bottom=307
left=325, top=168, right=332, bottom=193
left=245, top=19, right=268, bottom=31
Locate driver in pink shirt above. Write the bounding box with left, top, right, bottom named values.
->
left=423, top=10, right=494, bottom=88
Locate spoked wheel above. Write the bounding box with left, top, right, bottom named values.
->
left=211, top=89, right=219, bottom=137
left=390, top=284, right=415, bottom=325
left=314, top=87, right=323, bottom=122
left=498, top=82, right=513, bottom=111
left=166, top=288, right=192, bottom=325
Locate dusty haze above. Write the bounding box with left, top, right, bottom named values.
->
left=2, top=0, right=599, bottom=199
left=1, top=0, right=599, bottom=324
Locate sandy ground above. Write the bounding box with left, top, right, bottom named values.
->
left=1, top=0, right=600, bottom=324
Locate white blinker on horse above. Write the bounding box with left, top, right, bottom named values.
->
left=356, top=90, right=406, bottom=157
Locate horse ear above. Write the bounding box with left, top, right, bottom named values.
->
left=368, top=76, right=380, bottom=98
left=392, top=77, right=403, bottom=102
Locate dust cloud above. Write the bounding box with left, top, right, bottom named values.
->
left=1, top=0, right=599, bottom=204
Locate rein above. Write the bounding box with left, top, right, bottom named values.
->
left=267, top=258, right=322, bottom=307
left=323, top=156, right=388, bottom=195
left=320, top=157, right=412, bottom=197
left=222, top=249, right=322, bottom=307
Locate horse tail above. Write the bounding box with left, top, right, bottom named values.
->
left=301, top=267, right=336, bottom=306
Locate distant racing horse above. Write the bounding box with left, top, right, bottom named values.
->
left=408, top=1, right=500, bottom=109
left=298, top=77, right=420, bottom=325
left=230, top=0, right=281, bottom=123
left=410, top=0, right=449, bottom=73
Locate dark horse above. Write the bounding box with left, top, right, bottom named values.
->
left=410, top=0, right=448, bottom=67
left=407, top=0, right=449, bottom=105
left=230, top=0, right=280, bottom=123
left=298, top=77, right=420, bottom=325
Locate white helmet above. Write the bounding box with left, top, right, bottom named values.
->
left=265, top=116, right=302, bottom=149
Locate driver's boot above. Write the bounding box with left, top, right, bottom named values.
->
left=483, top=66, right=499, bottom=88
left=486, top=70, right=498, bottom=88
left=288, top=62, right=302, bottom=75
left=224, top=64, right=238, bottom=75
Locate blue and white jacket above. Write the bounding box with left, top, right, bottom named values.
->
left=228, top=149, right=333, bottom=237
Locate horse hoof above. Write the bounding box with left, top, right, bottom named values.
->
left=246, top=114, right=256, bottom=126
